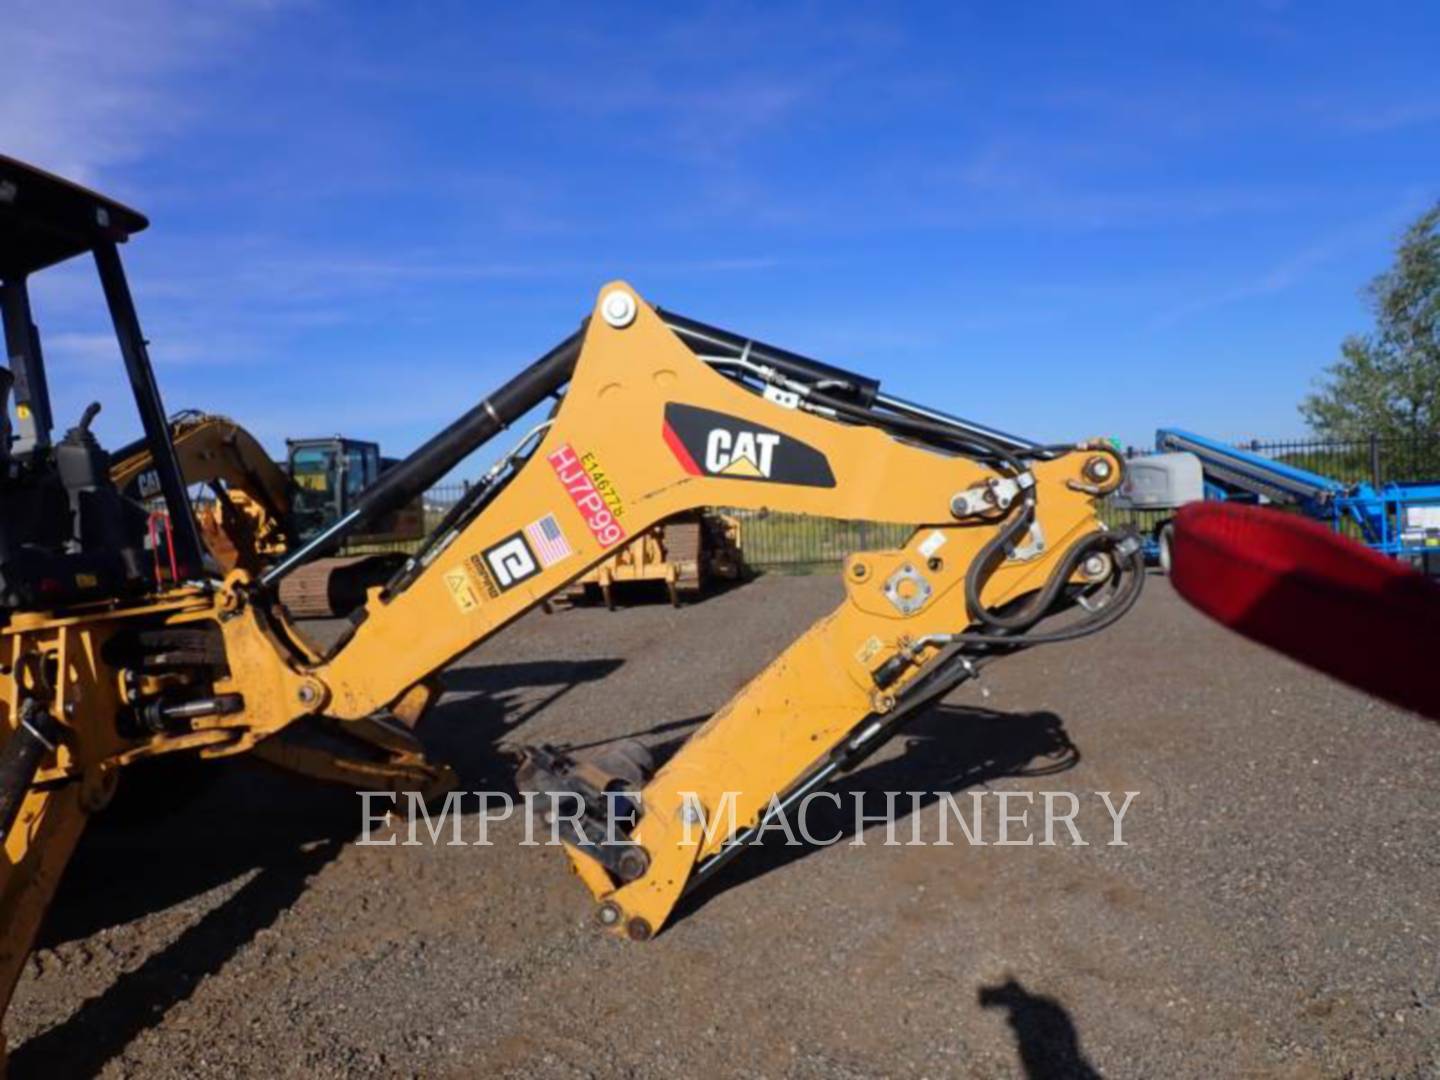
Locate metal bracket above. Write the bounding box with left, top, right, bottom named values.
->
left=882, top=563, right=932, bottom=615
left=950, top=473, right=1033, bottom=518
left=1007, top=522, right=1046, bottom=561
left=763, top=384, right=801, bottom=410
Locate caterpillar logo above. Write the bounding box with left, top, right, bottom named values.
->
left=661, top=403, right=835, bottom=487
left=704, top=429, right=780, bottom=477
left=136, top=469, right=162, bottom=499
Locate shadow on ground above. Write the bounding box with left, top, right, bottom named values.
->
left=419, top=657, right=624, bottom=788
left=13, top=839, right=343, bottom=1080
left=979, top=976, right=1102, bottom=1079
left=670, top=703, right=1079, bottom=922
left=22, top=671, right=1074, bottom=1075
left=19, top=658, right=623, bottom=1073
left=45, top=656, right=623, bottom=948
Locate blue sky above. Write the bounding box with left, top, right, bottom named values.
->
left=6, top=1, right=1438, bottom=471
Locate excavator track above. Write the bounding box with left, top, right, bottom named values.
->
left=277, top=554, right=407, bottom=619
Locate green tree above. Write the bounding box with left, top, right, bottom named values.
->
left=1302, top=201, right=1440, bottom=445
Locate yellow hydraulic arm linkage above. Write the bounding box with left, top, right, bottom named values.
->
left=0, top=280, right=1142, bottom=1052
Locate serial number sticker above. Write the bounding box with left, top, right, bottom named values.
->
left=580, top=450, right=624, bottom=519
left=918, top=530, right=947, bottom=559
left=547, top=443, right=628, bottom=548
left=444, top=566, right=481, bottom=613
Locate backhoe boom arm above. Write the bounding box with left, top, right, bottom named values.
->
left=260, top=282, right=1140, bottom=937
left=0, top=279, right=1140, bottom=1052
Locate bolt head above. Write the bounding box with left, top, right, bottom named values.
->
left=601, top=289, right=637, bottom=328
left=616, top=848, right=649, bottom=882
left=597, top=902, right=623, bottom=927
left=626, top=916, right=653, bottom=942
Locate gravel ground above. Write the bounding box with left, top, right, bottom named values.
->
left=8, top=574, right=1439, bottom=1078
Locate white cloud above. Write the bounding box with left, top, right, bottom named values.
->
left=1, top=0, right=281, bottom=183
left=1147, top=203, right=1427, bottom=329
left=42, top=332, right=118, bottom=372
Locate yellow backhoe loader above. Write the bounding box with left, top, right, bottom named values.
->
left=109, top=414, right=424, bottom=616
left=0, top=155, right=1144, bottom=1064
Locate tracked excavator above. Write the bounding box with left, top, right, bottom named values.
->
left=109, top=415, right=424, bottom=616
left=0, top=154, right=1144, bottom=1058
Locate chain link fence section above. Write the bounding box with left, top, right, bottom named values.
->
left=721, top=510, right=913, bottom=572
left=353, top=483, right=916, bottom=572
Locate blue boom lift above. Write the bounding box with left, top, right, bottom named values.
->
left=1112, top=427, right=1440, bottom=574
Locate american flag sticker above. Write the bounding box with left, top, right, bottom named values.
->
left=524, top=514, right=573, bottom=568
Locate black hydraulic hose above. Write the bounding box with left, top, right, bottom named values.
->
left=965, top=521, right=1115, bottom=634
left=806, top=387, right=1032, bottom=476
left=660, top=309, right=882, bottom=407
left=959, top=496, right=1037, bottom=625
left=963, top=444, right=1126, bottom=631
left=0, top=703, right=61, bottom=844
left=807, top=385, right=1131, bottom=642
left=806, top=384, right=1111, bottom=637
left=960, top=544, right=1146, bottom=647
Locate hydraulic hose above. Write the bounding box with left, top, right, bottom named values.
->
left=961, top=442, right=1125, bottom=631
left=0, top=703, right=61, bottom=844
left=660, top=309, right=882, bottom=407
left=965, top=522, right=1114, bottom=634
left=959, top=542, right=1146, bottom=647
left=806, top=387, right=1032, bottom=476
left=806, top=384, right=1128, bottom=640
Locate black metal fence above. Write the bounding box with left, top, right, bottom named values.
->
left=423, top=482, right=471, bottom=522
left=364, top=433, right=1440, bottom=569
left=1233, top=433, right=1440, bottom=486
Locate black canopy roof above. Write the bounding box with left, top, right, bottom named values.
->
left=0, top=154, right=148, bottom=279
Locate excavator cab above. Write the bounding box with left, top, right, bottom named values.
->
left=0, top=154, right=201, bottom=611
left=285, top=436, right=424, bottom=545
left=286, top=436, right=384, bottom=541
